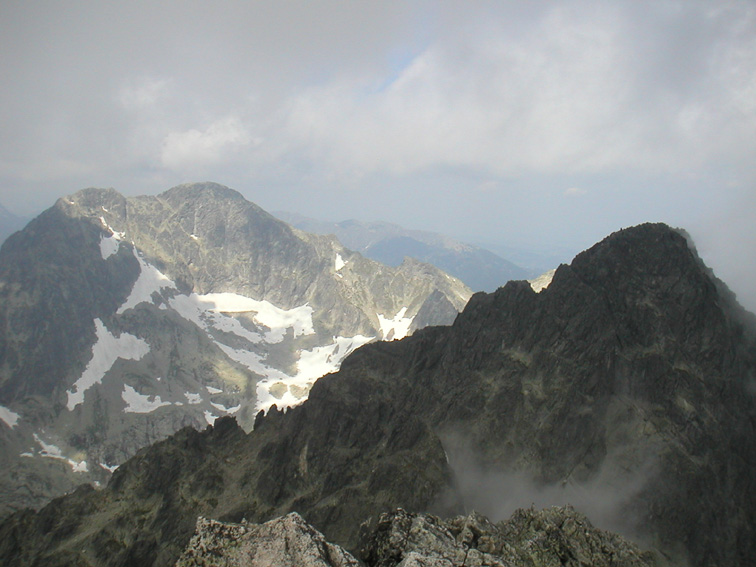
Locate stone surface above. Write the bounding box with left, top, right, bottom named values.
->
left=175, top=513, right=360, bottom=567
left=360, top=507, right=655, bottom=567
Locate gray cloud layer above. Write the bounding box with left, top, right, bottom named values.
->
left=1, top=1, right=754, bottom=308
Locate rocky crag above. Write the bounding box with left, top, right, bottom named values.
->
left=174, top=506, right=655, bottom=567
left=0, top=182, right=470, bottom=516
left=0, top=223, right=754, bottom=567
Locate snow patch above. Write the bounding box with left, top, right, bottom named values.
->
left=0, top=405, right=20, bottom=428
left=217, top=344, right=288, bottom=380
left=335, top=253, right=346, bottom=271
left=122, top=384, right=171, bottom=413
left=99, top=234, right=120, bottom=259
left=185, top=392, right=203, bottom=405
left=378, top=307, right=414, bottom=340
left=190, top=234, right=199, bottom=240
left=528, top=269, right=556, bottom=293
left=295, top=335, right=373, bottom=382
left=169, top=292, right=313, bottom=344
left=67, top=319, right=150, bottom=410
left=99, top=217, right=125, bottom=240
left=33, top=434, right=88, bottom=472
left=202, top=293, right=314, bottom=341
left=204, top=310, right=263, bottom=343
left=117, top=248, right=176, bottom=313
left=203, top=410, right=218, bottom=426
left=210, top=401, right=241, bottom=414
left=255, top=334, right=373, bottom=415
left=206, top=385, right=223, bottom=394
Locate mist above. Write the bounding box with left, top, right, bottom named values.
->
left=437, top=433, right=660, bottom=546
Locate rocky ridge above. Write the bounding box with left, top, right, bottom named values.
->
left=174, top=506, right=655, bottom=567
left=175, top=513, right=360, bottom=567
left=0, top=182, right=470, bottom=516
left=276, top=213, right=529, bottom=292
left=0, top=223, right=754, bottom=567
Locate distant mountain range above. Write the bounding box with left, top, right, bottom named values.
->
left=0, top=203, right=28, bottom=245
left=275, top=212, right=531, bottom=292
left=0, top=182, right=470, bottom=517
left=2, top=222, right=754, bottom=567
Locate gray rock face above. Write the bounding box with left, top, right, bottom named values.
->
left=176, top=513, right=360, bottom=567
left=360, top=508, right=655, bottom=567
left=176, top=507, right=654, bottom=567
left=0, top=182, right=470, bottom=517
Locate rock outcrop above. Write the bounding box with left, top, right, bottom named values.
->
left=174, top=507, right=655, bottom=567
left=175, top=513, right=360, bottom=567
left=361, top=507, right=655, bottom=567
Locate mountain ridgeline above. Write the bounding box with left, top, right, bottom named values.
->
left=0, top=183, right=471, bottom=517
left=1, top=223, right=754, bottom=567
left=276, top=212, right=530, bottom=292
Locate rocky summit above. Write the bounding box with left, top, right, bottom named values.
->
left=173, top=506, right=654, bottom=567
left=0, top=223, right=754, bottom=567
left=0, top=182, right=471, bottom=516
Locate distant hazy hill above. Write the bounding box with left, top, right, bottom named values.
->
left=0, top=203, right=28, bottom=244
left=276, top=212, right=529, bottom=292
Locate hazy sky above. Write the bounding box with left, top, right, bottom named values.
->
left=1, top=1, right=755, bottom=307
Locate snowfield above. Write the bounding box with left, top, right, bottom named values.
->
left=528, top=269, right=556, bottom=293
left=0, top=405, right=20, bottom=428
left=32, top=433, right=88, bottom=473
left=121, top=384, right=171, bottom=413
left=66, top=319, right=150, bottom=410
left=378, top=307, right=414, bottom=340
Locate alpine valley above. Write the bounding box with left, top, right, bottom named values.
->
left=0, top=220, right=754, bottom=567
left=0, top=182, right=471, bottom=517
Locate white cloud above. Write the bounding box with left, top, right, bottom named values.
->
left=160, top=116, right=255, bottom=172
left=564, top=187, right=587, bottom=197
left=278, top=2, right=756, bottom=181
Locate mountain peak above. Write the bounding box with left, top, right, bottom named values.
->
left=159, top=182, right=247, bottom=204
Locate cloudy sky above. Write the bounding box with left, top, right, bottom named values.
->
left=1, top=1, right=755, bottom=306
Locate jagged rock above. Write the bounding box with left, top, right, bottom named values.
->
left=175, top=513, right=360, bottom=567
left=177, top=508, right=653, bottom=567
left=1, top=223, right=754, bottom=567
left=360, top=507, right=655, bottom=567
